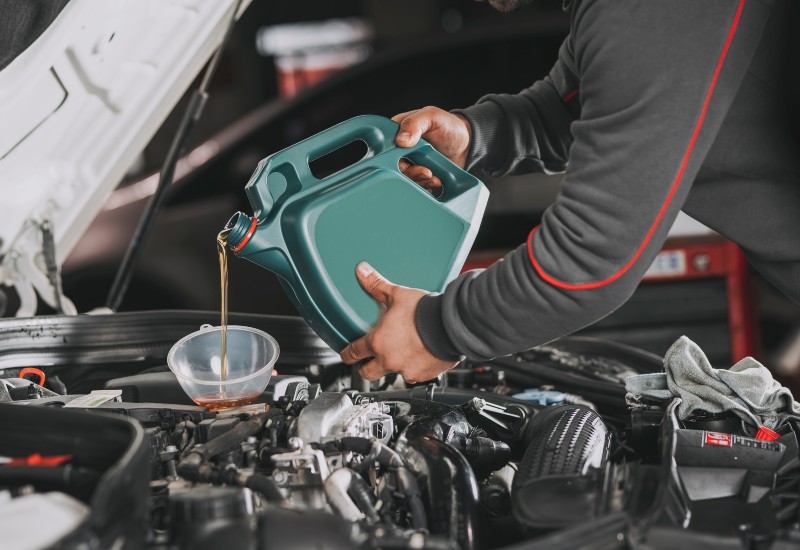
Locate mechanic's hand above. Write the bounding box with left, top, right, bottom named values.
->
left=392, top=107, right=472, bottom=195
left=340, top=262, right=459, bottom=384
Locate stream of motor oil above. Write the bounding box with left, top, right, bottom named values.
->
left=193, top=229, right=259, bottom=410
left=217, top=229, right=230, bottom=392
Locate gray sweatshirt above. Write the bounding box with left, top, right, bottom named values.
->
left=415, top=0, right=800, bottom=361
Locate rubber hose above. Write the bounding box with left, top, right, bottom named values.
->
left=244, top=473, right=285, bottom=503
left=346, top=473, right=381, bottom=524
left=176, top=453, right=284, bottom=503
left=197, top=412, right=269, bottom=460
left=337, top=437, right=427, bottom=529
left=340, top=437, right=404, bottom=469
left=396, top=468, right=427, bottom=530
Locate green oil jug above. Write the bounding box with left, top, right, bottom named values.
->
left=224, top=115, right=488, bottom=351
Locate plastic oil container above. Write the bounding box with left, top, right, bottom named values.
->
left=224, top=115, right=488, bottom=351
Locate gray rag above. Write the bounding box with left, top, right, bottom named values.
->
left=626, top=336, right=800, bottom=433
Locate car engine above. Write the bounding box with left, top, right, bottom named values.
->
left=1, top=312, right=800, bottom=550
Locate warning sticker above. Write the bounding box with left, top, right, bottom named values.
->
left=64, top=389, right=122, bottom=408
left=704, top=431, right=732, bottom=447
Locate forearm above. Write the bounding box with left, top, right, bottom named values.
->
left=415, top=243, right=642, bottom=361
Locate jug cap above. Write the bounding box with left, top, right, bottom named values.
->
left=225, top=212, right=257, bottom=253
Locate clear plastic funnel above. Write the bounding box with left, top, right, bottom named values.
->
left=167, top=324, right=279, bottom=410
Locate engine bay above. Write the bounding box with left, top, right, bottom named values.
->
left=1, top=312, right=800, bottom=550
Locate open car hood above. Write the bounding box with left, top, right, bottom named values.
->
left=0, top=0, right=251, bottom=316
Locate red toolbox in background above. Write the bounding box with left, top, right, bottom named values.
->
left=463, top=236, right=756, bottom=366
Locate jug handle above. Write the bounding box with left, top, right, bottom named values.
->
left=252, top=115, right=482, bottom=207
left=256, top=115, right=397, bottom=187
left=385, top=141, right=482, bottom=202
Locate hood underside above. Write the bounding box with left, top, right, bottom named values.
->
left=0, top=0, right=251, bottom=316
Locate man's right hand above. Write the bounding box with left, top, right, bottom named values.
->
left=392, top=107, right=472, bottom=194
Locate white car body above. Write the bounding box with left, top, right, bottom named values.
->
left=0, top=0, right=251, bottom=316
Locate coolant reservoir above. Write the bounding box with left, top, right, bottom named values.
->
left=225, top=115, right=488, bottom=351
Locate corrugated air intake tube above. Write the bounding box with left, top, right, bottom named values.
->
left=512, top=405, right=611, bottom=529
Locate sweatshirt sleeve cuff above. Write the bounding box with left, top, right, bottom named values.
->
left=451, top=100, right=507, bottom=173
left=414, top=293, right=464, bottom=362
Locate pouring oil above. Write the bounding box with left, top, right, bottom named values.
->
left=191, top=226, right=264, bottom=411
left=217, top=228, right=231, bottom=389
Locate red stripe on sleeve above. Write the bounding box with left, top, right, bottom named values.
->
left=529, top=0, right=746, bottom=291
left=562, top=88, right=580, bottom=102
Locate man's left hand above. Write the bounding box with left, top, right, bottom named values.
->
left=339, top=262, right=459, bottom=383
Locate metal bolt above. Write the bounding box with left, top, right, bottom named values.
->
left=288, top=437, right=303, bottom=450
left=273, top=470, right=289, bottom=485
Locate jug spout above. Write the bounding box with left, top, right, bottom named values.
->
left=224, top=211, right=257, bottom=253
left=223, top=211, right=291, bottom=279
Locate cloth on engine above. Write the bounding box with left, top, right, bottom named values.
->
left=625, top=336, right=800, bottom=433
